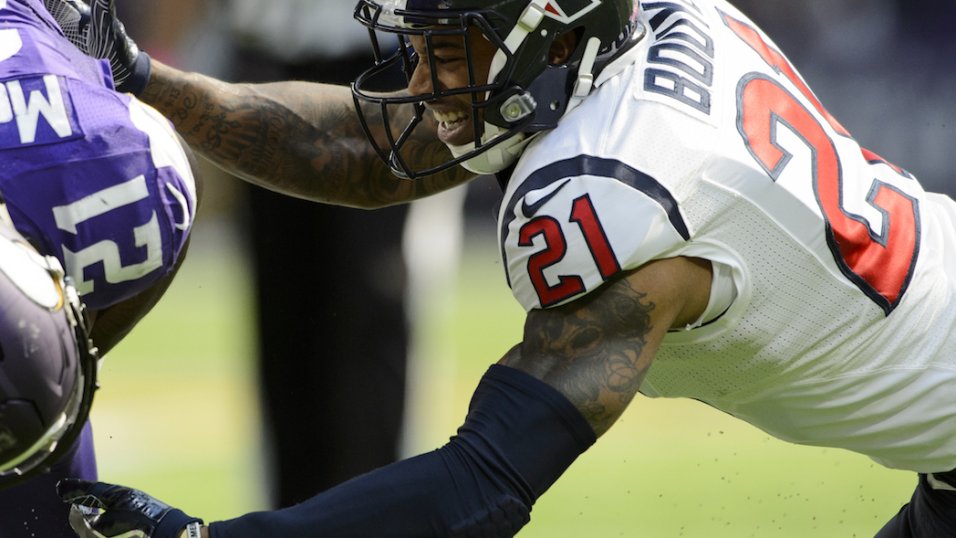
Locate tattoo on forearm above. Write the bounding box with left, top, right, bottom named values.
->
left=502, top=277, right=656, bottom=436
left=140, top=70, right=471, bottom=207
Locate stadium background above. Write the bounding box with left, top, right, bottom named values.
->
left=89, top=1, right=953, bottom=536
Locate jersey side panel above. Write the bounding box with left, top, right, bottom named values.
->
left=644, top=0, right=956, bottom=472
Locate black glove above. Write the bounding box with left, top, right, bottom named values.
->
left=42, top=0, right=151, bottom=94
left=57, top=479, right=204, bottom=538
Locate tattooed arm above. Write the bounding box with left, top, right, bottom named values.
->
left=138, top=61, right=474, bottom=209
left=60, top=256, right=713, bottom=537
left=206, top=256, right=714, bottom=536
left=502, top=256, right=713, bottom=436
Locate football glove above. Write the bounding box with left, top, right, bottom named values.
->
left=42, top=0, right=89, bottom=48
left=42, top=0, right=151, bottom=94
left=58, top=479, right=203, bottom=538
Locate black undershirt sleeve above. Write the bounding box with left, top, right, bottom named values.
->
left=208, top=364, right=596, bottom=537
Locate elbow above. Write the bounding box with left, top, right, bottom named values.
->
left=447, top=493, right=531, bottom=537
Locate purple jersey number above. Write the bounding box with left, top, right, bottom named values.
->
left=0, top=0, right=196, bottom=310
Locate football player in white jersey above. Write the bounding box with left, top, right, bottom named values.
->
left=49, top=0, right=956, bottom=536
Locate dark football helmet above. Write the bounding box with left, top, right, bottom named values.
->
left=352, top=0, right=642, bottom=179
left=0, top=211, right=98, bottom=490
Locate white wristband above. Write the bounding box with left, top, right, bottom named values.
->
left=184, top=522, right=203, bottom=538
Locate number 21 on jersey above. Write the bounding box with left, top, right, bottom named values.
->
left=520, top=193, right=621, bottom=307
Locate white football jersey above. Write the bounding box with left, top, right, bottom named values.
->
left=498, top=0, right=956, bottom=473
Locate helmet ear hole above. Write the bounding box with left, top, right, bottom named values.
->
left=548, top=28, right=582, bottom=65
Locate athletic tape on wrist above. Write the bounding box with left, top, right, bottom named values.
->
left=185, top=522, right=202, bottom=538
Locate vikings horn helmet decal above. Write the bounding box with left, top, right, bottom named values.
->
left=351, top=0, right=641, bottom=179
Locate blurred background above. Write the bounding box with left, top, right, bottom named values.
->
left=91, top=1, right=954, bottom=536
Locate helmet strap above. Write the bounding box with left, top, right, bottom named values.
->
left=488, top=0, right=550, bottom=83
left=448, top=124, right=536, bottom=175
left=567, top=37, right=602, bottom=113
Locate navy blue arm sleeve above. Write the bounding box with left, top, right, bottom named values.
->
left=208, top=364, right=596, bottom=537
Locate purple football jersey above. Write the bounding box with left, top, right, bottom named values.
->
left=0, top=0, right=196, bottom=310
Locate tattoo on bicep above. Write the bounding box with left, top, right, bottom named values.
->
left=504, top=277, right=656, bottom=435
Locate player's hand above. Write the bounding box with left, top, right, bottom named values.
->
left=57, top=479, right=203, bottom=538
left=42, top=0, right=151, bottom=94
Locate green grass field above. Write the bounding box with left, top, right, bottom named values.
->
left=91, top=215, right=915, bottom=537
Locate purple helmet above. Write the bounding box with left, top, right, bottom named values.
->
left=0, top=213, right=98, bottom=489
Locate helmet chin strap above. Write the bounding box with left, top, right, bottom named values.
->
left=447, top=124, right=535, bottom=175
left=488, top=0, right=550, bottom=83
left=461, top=0, right=546, bottom=176
left=451, top=35, right=602, bottom=176
left=566, top=37, right=602, bottom=114
left=449, top=0, right=610, bottom=176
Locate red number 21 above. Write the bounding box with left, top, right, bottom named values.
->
left=520, top=194, right=620, bottom=307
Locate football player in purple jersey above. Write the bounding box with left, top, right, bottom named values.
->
left=48, top=0, right=956, bottom=537
left=0, top=0, right=200, bottom=536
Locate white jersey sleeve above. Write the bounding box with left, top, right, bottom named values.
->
left=499, top=157, right=689, bottom=310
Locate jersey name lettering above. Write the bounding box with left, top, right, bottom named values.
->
left=643, top=0, right=714, bottom=115
left=0, top=75, right=81, bottom=147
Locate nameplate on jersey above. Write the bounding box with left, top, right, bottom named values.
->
left=0, top=74, right=83, bottom=149
left=638, top=0, right=716, bottom=122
